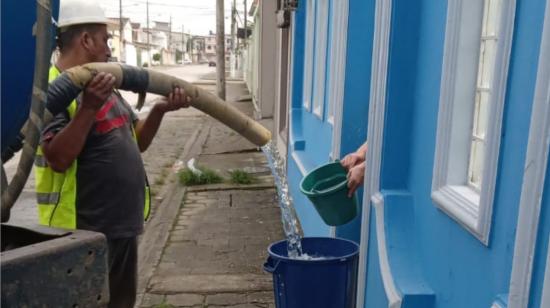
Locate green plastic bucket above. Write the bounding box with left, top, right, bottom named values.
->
left=299, top=162, right=358, bottom=226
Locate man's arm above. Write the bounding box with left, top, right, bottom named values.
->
left=341, top=141, right=368, bottom=170
left=42, top=73, right=116, bottom=172
left=347, top=161, right=366, bottom=197
left=355, top=141, right=368, bottom=158
left=134, top=87, right=191, bottom=152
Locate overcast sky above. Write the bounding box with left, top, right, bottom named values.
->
left=98, top=0, right=252, bottom=36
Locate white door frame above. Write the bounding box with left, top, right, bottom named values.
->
left=356, top=0, right=393, bottom=306
left=508, top=1, right=550, bottom=306
left=328, top=0, right=350, bottom=238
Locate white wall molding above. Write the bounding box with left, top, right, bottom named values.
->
left=329, top=0, right=349, bottom=161
left=291, top=151, right=308, bottom=176
left=540, top=238, right=550, bottom=308
left=328, top=0, right=349, bottom=239
left=302, top=0, right=315, bottom=111
left=508, top=1, right=550, bottom=306
left=312, top=0, right=329, bottom=119
left=356, top=0, right=392, bottom=306
left=371, top=193, right=403, bottom=308
left=431, top=0, right=516, bottom=246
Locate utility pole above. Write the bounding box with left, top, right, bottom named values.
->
left=190, top=35, right=194, bottom=63
left=119, top=0, right=124, bottom=62
left=244, top=0, right=247, bottom=46
left=216, top=0, right=226, bottom=99
left=146, top=0, right=151, bottom=66
left=231, top=0, right=236, bottom=53
left=182, top=24, right=185, bottom=62
left=168, top=15, right=172, bottom=50
left=169, top=15, right=172, bottom=64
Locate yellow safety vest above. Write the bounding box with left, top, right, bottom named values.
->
left=35, top=66, right=150, bottom=229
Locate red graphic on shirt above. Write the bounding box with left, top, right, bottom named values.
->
left=96, top=114, right=129, bottom=134
left=94, top=96, right=130, bottom=134
left=95, top=97, right=116, bottom=121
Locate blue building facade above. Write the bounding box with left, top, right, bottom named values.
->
left=286, top=0, right=550, bottom=307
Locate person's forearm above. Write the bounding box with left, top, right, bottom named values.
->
left=135, top=104, right=167, bottom=152
left=356, top=142, right=368, bottom=158
left=42, top=107, right=97, bottom=172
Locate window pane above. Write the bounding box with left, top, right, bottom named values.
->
left=486, top=0, right=502, bottom=36
left=468, top=0, right=500, bottom=191
left=473, top=91, right=490, bottom=139
left=468, top=140, right=485, bottom=190
left=480, top=38, right=497, bottom=88
left=482, top=0, right=491, bottom=36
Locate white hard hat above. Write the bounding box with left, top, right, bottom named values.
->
left=58, top=0, right=109, bottom=28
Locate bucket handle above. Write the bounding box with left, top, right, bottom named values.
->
left=263, top=256, right=280, bottom=273
left=311, top=174, right=348, bottom=194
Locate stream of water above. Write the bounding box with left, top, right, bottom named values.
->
left=261, top=141, right=304, bottom=258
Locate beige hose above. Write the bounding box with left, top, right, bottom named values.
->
left=62, top=63, right=272, bottom=146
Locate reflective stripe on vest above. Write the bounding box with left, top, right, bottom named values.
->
left=36, top=66, right=151, bottom=229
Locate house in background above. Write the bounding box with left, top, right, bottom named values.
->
left=190, top=35, right=206, bottom=63
left=205, top=34, right=217, bottom=62
left=276, top=0, right=550, bottom=307
left=244, top=0, right=278, bottom=120
left=169, top=30, right=192, bottom=63
left=107, top=17, right=137, bottom=66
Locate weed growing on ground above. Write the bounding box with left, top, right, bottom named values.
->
left=178, top=167, right=224, bottom=186
left=154, top=169, right=169, bottom=186
left=152, top=301, right=175, bottom=308
left=229, top=169, right=258, bottom=185
left=154, top=177, right=165, bottom=186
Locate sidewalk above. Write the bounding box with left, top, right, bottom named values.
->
left=136, top=78, right=283, bottom=308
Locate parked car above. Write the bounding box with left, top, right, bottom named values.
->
left=208, top=60, right=216, bottom=67
left=183, top=59, right=192, bottom=65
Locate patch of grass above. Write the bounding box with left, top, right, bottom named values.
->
left=154, top=177, right=165, bottom=186
left=229, top=169, right=258, bottom=185
left=154, top=169, right=169, bottom=186
left=178, top=167, right=224, bottom=186
left=152, top=301, right=175, bottom=308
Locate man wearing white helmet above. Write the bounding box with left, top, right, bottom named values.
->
left=36, top=1, right=191, bottom=307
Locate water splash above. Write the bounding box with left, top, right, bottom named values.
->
left=261, top=141, right=303, bottom=258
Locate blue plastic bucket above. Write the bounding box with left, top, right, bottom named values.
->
left=263, top=237, right=359, bottom=308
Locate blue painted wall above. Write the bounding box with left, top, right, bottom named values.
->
left=288, top=0, right=331, bottom=236
left=288, top=0, right=376, bottom=237
left=362, top=0, right=547, bottom=307
left=335, top=0, right=376, bottom=244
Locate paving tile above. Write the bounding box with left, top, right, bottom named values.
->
left=165, top=293, right=204, bottom=306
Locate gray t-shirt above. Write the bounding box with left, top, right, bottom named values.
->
left=42, top=93, right=146, bottom=239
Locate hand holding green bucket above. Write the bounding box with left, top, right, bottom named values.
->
left=299, top=162, right=358, bottom=226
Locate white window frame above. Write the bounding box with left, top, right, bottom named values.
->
left=327, top=0, right=349, bottom=128
left=432, top=0, right=516, bottom=245
left=312, top=0, right=329, bottom=119
left=327, top=0, right=349, bottom=237
left=302, top=0, right=315, bottom=111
